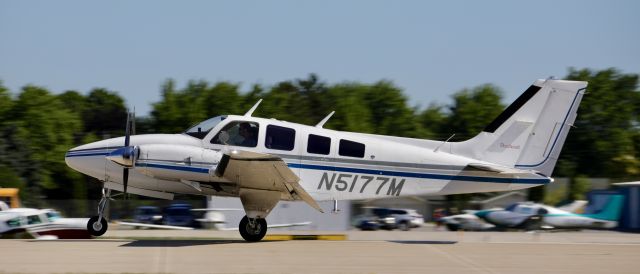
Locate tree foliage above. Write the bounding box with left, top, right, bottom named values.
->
left=558, top=68, right=640, bottom=179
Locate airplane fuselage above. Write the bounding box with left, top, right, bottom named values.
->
left=64, top=79, right=587, bottom=241
left=65, top=115, right=549, bottom=202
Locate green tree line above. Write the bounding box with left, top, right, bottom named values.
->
left=0, top=68, right=638, bottom=205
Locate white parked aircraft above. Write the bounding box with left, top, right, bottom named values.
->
left=65, top=79, right=587, bottom=241
left=439, top=213, right=496, bottom=231
left=0, top=203, right=90, bottom=239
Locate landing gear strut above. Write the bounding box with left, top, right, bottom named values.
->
left=239, top=215, right=267, bottom=242
left=87, top=188, right=110, bottom=236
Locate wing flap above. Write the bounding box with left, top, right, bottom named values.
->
left=215, top=150, right=324, bottom=213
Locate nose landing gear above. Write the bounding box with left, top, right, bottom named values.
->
left=87, top=188, right=111, bottom=236
left=239, top=216, right=267, bottom=242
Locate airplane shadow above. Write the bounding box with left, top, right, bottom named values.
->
left=388, top=240, right=458, bottom=245
left=120, top=239, right=255, bottom=247
left=27, top=239, right=131, bottom=243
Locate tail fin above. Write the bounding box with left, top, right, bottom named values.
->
left=582, top=195, right=624, bottom=221
left=453, top=79, right=587, bottom=176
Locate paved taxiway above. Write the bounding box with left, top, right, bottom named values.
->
left=1, top=229, right=640, bottom=274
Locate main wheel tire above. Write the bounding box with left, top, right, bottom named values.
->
left=398, top=221, right=410, bottom=231
left=87, top=216, right=108, bottom=236
left=239, top=216, right=267, bottom=242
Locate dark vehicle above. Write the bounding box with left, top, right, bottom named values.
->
left=354, top=217, right=381, bottom=231
left=163, top=204, right=198, bottom=227
left=134, top=206, right=162, bottom=224
left=353, top=207, right=397, bottom=230
left=371, top=208, right=397, bottom=230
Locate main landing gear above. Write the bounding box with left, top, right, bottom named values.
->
left=239, top=216, right=267, bottom=242
left=87, top=188, right=111, bottom=236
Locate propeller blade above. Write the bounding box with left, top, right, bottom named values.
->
left=123, top=168, right=129, bottom=194
left=124, top=112, right=132, bottom=147
left=132, top=110, right=136, bottom=136
left=121, top=110, right=136, bottom=196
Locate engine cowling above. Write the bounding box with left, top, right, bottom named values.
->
left=134, top=144, right=223, bottom=182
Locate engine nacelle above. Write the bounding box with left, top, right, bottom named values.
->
left=134, top=144, right=223, bottom=182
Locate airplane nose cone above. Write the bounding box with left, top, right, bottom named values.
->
left=64, top=143, right=111, bottom=178
left=65, top=146, right=85, bottom=172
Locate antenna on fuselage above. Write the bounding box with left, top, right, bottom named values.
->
left=244, top=99, right=263, bottom=117
left=434, top=133, right=455, bottom=153
left=315, top=111, right=335, bottom=128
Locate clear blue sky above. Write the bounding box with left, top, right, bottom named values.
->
left=1, top=0, right=639, bottom=116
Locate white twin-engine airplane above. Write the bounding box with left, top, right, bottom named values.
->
left=65, top=79, right=587, bottom=241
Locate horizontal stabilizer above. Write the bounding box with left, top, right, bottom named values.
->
left=467, top=163, right=523, bottom=174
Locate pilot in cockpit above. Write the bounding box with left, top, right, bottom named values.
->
left=237, top=122, right=257, bottom=147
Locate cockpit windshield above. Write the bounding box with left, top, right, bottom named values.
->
left=46, top=211, right=61, bottom=221
left=184, top=116, right=227, bottom=139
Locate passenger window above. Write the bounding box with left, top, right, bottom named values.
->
left=211, top=121, right=259, bottom=147
left=265, top=125, right=295, bottom=151
left=27, top=215, right=42, bottom=225
left=307, top=134, right=331, bottom=155
left=339, top=139, right=365, bottom=158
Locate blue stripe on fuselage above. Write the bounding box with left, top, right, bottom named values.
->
left=288, top=163, right=549, bottom=184
left=128, top=161, right=549, bottom=185
left=65, top=152, right=110, bottom=157
left=64, top=152, right=549, bottom=184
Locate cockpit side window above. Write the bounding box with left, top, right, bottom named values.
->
left=211, top=121, right=259, bottom=147
left=6, top=217, right=21, bottom=227
left=184, top=116, right=227, bottom=139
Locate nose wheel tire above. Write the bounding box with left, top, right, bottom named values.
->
left=239, top=216, right=267, bottom=242
left=87, top=216, right=108, bottom=236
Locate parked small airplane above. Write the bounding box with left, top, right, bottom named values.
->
left=439, top=213, right=496, bottom=231
left=65, top=79, right=587, bottom=241
left=474, top=196, right=623, bottom=230
left=0, top=202, right=90, bottom=239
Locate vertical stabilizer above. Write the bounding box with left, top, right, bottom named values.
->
left=452, top=79, right=587, bottom=176
left=582, top=195, right=624, bottom=222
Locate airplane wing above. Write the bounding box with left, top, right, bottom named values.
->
left=214, top=150, right=324, bottom=213
left=117, top=221, right=194, bottom=230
